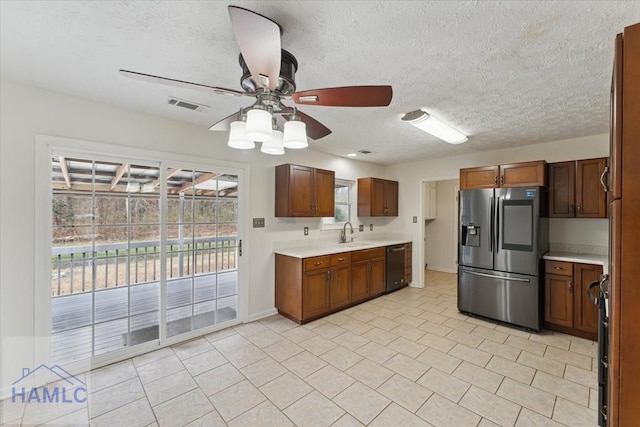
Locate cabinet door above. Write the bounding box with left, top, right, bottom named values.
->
left=460, top=166, right=499, bottom=189
left=289, top=165, right=314, bottom=216
left=371, top=179, right=387, bottom=216
left=548, top=162, right=576, bottom=217
left=314, top=168, right=335, bottom=217
left=384, top=180, right=398, bottom=216
left=573, top=263, right=601, bottom=337
left=329, top=265, right=351, bottom=309
left=351, top=261, right=370, bottom=302
left=544, top=274, right=574, bottom=328
left=303, top=269, right=330, bottom=319
left=575, top=158, right=607, bottom=218
left=609, top=34, right=623, bottom=201
left=369, top=258, right=386, bottom=296
left=499, top=161, right=547, bottom=187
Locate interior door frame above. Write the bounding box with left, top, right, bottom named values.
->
left=35, top=134, right=249, bottom=375
left=418, top=175, right=459, bottom=288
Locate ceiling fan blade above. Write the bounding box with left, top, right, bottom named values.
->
left=228, top=6, right=281, bottom=91
left=284, top=110, right=332, bottom=140
left=208, top=111, right=239, bottom=131
left=293, top=86, right=393, bottom=107
left=120, top=70, right=246, bottom=97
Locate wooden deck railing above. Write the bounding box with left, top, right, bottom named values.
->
left=51, top=236, right=238, bottom=296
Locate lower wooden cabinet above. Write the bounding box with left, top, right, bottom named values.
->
left=543, top=260, right=601, bottom=340
left=275, top=246, right=387, bottom=323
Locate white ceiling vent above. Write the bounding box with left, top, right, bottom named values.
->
left=167, top=97, right=209, bottom=112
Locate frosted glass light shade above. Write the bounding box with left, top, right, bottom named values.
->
left=282, top=120, right=308, bottom=148
left=261, top=130, right=285, bottom=155
left=245, top=109, right=273, bottom=142
left=227, top=121, right=255, bottom=149
left=401, top=110, right=467, bottom=144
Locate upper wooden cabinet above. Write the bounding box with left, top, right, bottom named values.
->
left=460, top=161, right=547, bottom=190
left=275, top=164, right=335, bottom=217
left=549, top=158, right=607, bottom=218
left=357, top=178, right=398, bottom=216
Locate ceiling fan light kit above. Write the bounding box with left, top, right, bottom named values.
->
left=261, top=129, right=285, bottom=155
left=402, top=109, right=468, bottom=144
left=244, top=108, right=273, bottom=142
left=282, top=120, right=308, bottom=149
left=120, top=5, right=392, bottom=154
left=227, top=120, right=255, bottom=149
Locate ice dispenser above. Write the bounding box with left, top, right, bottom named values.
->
left=461, top=223, right=481, bottom=247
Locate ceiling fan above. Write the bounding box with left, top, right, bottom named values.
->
left=120, top=5, right=393, bottom=152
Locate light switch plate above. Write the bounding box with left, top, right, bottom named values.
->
left=304, top=227, right=309, bottom=236
left=413, top=216, right=417, bottom=223
left=252, top=218, right=265, bottom=228
left=359, top=224, right=364, bottom=232
left=369, top=224, right=373, bottom=231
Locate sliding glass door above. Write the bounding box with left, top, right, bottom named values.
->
left=50, top=155, right=240, bottom=365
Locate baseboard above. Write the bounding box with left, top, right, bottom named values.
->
left=426, top=266, right=457, bottom=274
left=247, top=308, right=278, bottom=323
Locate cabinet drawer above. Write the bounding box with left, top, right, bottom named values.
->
left=351, top=247, right=385, bottom=262
left=304, top=256, right=330, bottom=271
left=545, top=260, right=573, bottom=276
left=330, top=253, right=351, bottom=266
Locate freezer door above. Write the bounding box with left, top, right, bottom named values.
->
left=459, top=189, right=494, bottom=270
left=494, top=187, right=545, bottom=276
left=458, top=266, right=541, bottom=330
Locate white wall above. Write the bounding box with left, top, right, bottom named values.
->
left=424, top=179, right=458, bottom=273
left=0, top=80, right=388, bottom=393
left=386, top=133, right=610, bottom=285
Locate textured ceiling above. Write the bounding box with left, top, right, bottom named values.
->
left=2, top=1, right=639, bottom=165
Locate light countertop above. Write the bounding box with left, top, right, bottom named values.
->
left=274, top=238, right=412, bottom=258
left=543, top=251, right=608, bottom=274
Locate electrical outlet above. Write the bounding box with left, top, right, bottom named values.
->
left=369, top=224, right=373, bottom=231
left=252, top=218, right=265, bottom=228
left=359, top=224, right=364, bottom=232
left=304, top=227, right=309, bottom=236
left=413, top=216, right=417, bottom=223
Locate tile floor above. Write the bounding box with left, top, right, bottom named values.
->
left=3, top=271, right=599, bottom=426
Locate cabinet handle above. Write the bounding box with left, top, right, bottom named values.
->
left=338, top=257, right=345, bottom=262
left=568, top=280, right=573, bottom=293
left=553, top=266, right=566, bottom=271
left=314, top=261, right=323, bottom=266
left=577, top=204, right=582, bottom=213
left=600, top=166, right=609, bottom=192
left=494, top=176, right=498, bottom=185
left=500, top=175, right=504, bottom=185
left=569, top=205, right=574, bottom=213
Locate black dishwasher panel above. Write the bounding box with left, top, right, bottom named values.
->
left=386, top=245, right=407, bottom=293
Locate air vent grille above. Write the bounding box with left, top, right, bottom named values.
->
left=358, top=150, right=372, bottom=154
left=167, top=97, right=209, bottom=112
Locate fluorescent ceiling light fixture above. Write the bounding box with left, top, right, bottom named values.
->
left=401, top=109, right=468, bottom=144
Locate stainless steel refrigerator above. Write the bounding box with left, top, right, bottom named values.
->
left=458, top=187, right=548, bottom=330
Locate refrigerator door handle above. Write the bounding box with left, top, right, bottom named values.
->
left=494, top=196, right=500, bottom=253
left=489, top=196, right=494, bottom=253
left=462, top=268, right=531, bottom=283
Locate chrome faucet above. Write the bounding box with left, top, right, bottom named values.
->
left=340, top=221, right=354, bottom=243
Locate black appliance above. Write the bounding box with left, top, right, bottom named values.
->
left=458, top=187, right=548, bottom=330
left=589, top=273, right=609, bottom=426
left=386, top=244, right=406, bottom=293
